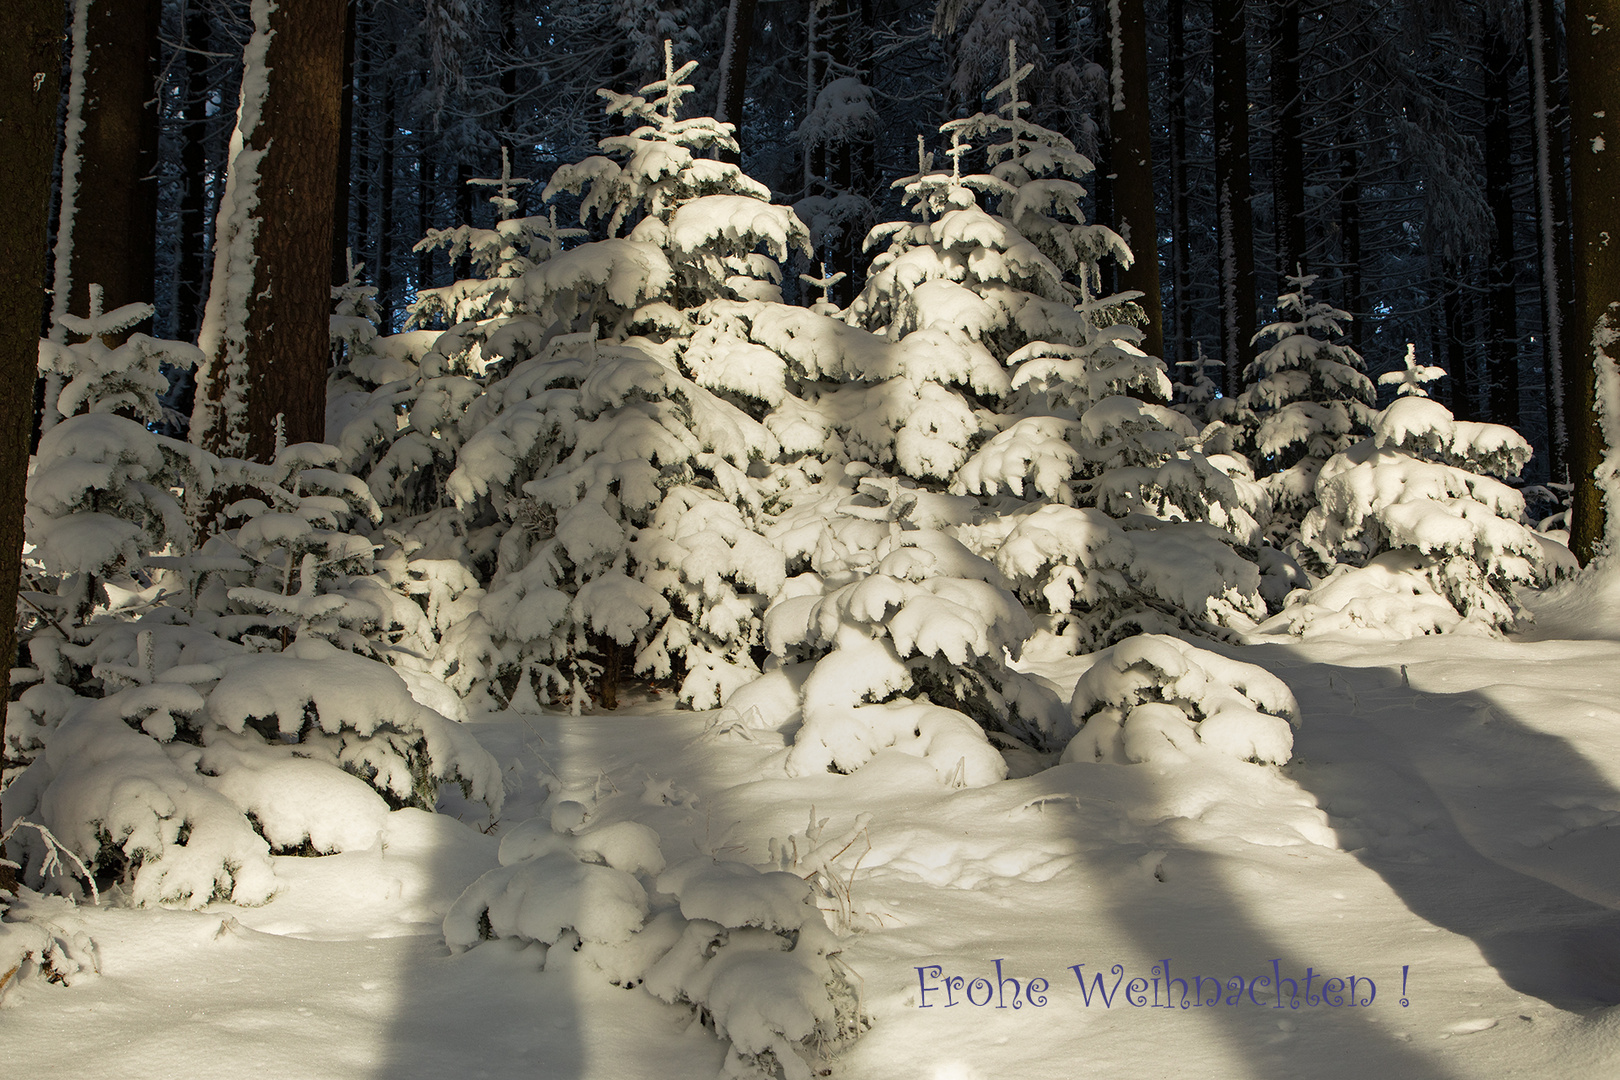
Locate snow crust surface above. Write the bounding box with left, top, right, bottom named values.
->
left=12, top=627, right=1620, bottom=1079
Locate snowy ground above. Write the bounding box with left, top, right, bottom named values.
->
left=7, top=580, right=1620, bottom=1078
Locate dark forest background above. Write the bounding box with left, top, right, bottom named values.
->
left=47, top=0, right=1580, bottom=478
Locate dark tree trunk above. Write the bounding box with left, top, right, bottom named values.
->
left=1566, top=0, right=1620, bottom=562
left=1429, top=252, right=1450, bottom=400
left=331, top=0, right=356, bottom=287
left=69, top=0, right=161, bottom=333
left=1167, top=0, right=1190, bottom=369
left=1483, top=26, right=1522, bottom=428
left=1212, top=0, right=1256, bottom=394
left=1090, top=0, right=1114, bottom=294
left=1528, top=0, right=1572, bottom=479
left=351, top=10, right=371, bottom=287
left=190, top=0, right=347, bottom=459
left=377, top=75, right=396, bottom=330
left=415, top=139, right=432, bottom=296
left=176, top=0, right=211, bottom=343
left=715, top=0, right=758, bottom=155
left=1340, top=143, right=1362, bottom=351
left=499, top=0, right=519, bottom=186
left=1444, top=257, right=1477, bottom=421
left=1111, top=0, right=1164, bottom=364
left=1272, top=0, right=1306, bottom=281
left=825, top=0, right=873, bottom=306
left=0, top=0, right=61, bottom=895
left=456, top=158, right=475, bottom=277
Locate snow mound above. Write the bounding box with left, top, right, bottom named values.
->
left=786, top=699, right=1009, bottom=788
left=496, top=817, right=666, bottom=878
left=4, top=696, right=279, bottom=908
left=658, top=858, right=812, bottom=931
left=1258, top=550, right=1481, bottom=640
left=1061, top=634, right=1300, bottom=765
left=443, top=851, right=650, bottom=951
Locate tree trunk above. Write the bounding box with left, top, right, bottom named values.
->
left=0, top=0, right=61, bottom=895
left=190, top=0, right=347, bottom=460
left=499, top=0, right=518, bottom=138
left=1111, top=0, right=1163, bottom=363
left=715, top=0, right=758, bottom=160
left=1566, top=0, right=1620, bottom=562
left=69, top=0, right=161, bottom=335
left=176, top=0, right=211, bottom=344
left=456, top=158, right=475, bottom=278
left=1528, top=0, right=1571, bottom=480
left=1444, top=256, right=1477, bottom=420
left=1483, top=26, right=1522, bottom=428
left=498, top=0, right=521, bottom=190
left=415, top=137, right=433, bottom=294
left=1340, top=142, right=1362, bottom=351
left=331, top=0, right=356, bottom=288
left=1212, top=0, right=1256, bottom=394
left=1272, top=0, right=1306, bottom=281
left=377, top=74, right=396, bottom=330
left=351, top=10, right=371, bottom=290
left=1166, top=0, right=1190, bottom=369
left=1090, top=0, right=1113, bottom=294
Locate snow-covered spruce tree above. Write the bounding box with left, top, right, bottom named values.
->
left=437, top=44, right=811, bottom=712
left=7, top=312, right=503, bottom=909
left=330, top=152, right=586, bottom=525
left=1234, top=273, right=1376, bottom=552
left=10, top=295, right=205, bottom=773
left=736, top=465, right=1058, bottom=782
left=1269, top=390, right=1572, bottom=638
left=1170, top=346, right=1225, bottom=426
left=676, top=52, right=1156, bottom=770
left=850, top=45, right=1280, bottom=652
left=328, top=248, right=386, bottom=387
left=695, top=46, right=1282, bottom=784
left=322, top=158, right=605, bottom=716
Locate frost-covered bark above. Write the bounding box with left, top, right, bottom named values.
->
left=0, top=0, right=61, bottom=897
left=47, top=0, right=93, bottom=358
left=1567, top=0, right=1620, bottom=562
left=192, top=0, right=347, bottom=461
